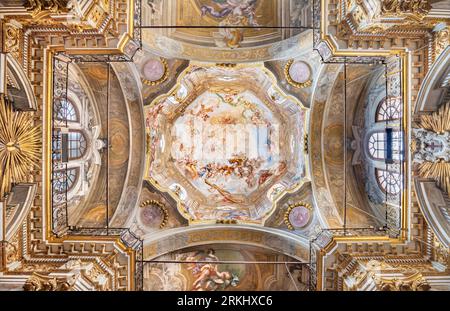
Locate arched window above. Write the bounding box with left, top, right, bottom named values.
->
left=368, top=131, right=402, bottom=161
left=55, top=98, right=78, bottom=122
left=68, top=131, right=87, bottom=159
left=376, top=97, right=401, bottom=122
left=376, top=169, right=401, bottom=195
left=53, top=168, right=79, bottom=193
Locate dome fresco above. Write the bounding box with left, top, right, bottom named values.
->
left=145, top=64, right=307, bottom=223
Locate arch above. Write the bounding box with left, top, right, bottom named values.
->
left=108, top=61, right=146, bottom=227
left=415, top=46, right=450, bottom=113
left=143, top=225, right=310, bottom=262
left=5, top=54, right=37, bottom=111
left=415, top=178, right=450, bottom=247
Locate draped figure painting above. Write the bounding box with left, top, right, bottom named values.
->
left=200, top=0, right=259, bottom=48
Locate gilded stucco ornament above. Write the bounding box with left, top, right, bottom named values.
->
left=381, top=0, right=431, bottom=20
left=3, top=24, right=22, bottom=62
left=418, top=102, right=450, bottom=134
left=25, top=0, right=69, bottom=19
left=23, top=272, right=75, bottom=291
left=284, top=60, right=313, bottom=89
left=141, top=58, right=169, bottom=86
left=415, top=102, right=450, bottom=195
left=139, top=200, right=169, bottom=229
left=374, top=272, right=431, bottom=291
left=435, top=27, right=450, bottom=60
left=4, top=239, right=20, bottom=264
left=284, top=202, right=312, bottom=230
left=0, top=97, right=40, bottom=198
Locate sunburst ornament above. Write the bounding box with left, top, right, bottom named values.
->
left=418, top=102, right=450, bottom=134
left=0, top=95, right=41, bottom=198
left=417, top=160, right=450, bottom=196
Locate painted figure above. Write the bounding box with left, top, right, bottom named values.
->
left=201, top=0, right=259, bottom=48
left=186, top=249, right=239, bottom=291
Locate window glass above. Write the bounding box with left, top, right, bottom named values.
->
left=55, top=98, right=78, bottom=122
left=68, top=131, right=87, bottom=159
left=53, top=168, right=78, bottom=193
left=368, top=131, right=403, bottom=160
left=376, top=169, right=401, bottom=195
left=376, top=97, right=401, bottom=122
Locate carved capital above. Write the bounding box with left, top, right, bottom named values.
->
left=375, top=273, right=431, bottom=291
left=381, top=0, right=431, bottom=19
left=23, top=272, right=74, bottom=291
left=25, top=0, right=69, bottom=18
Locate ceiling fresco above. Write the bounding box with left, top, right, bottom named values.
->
left=144, top=63, right=308, bottom=224
left=143, top=244, right=307, bottom=291
left=142, top=0, right=314, bottom=62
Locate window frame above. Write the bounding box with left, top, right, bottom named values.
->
left=375, top=96, right=402, bottom=122
left=67, top=130, right=87, bottom=160
left=52, top=129, right=88, bottom=161
left=54, top=98, right=79, bottom=123
left=367, top=130, right=403, bottom=161
left=375, top=168, right=402, bottom=195
left=52, top=167, right=80, bottom=194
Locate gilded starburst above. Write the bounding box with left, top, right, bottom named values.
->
left=417, top=161, right=450, bottom=196
left=0, top=96, right=41, bottom=198
left=418, top=102, right=450, bottom=134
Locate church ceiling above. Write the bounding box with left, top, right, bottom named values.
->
left=0, top=0, right=449, bottom=293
